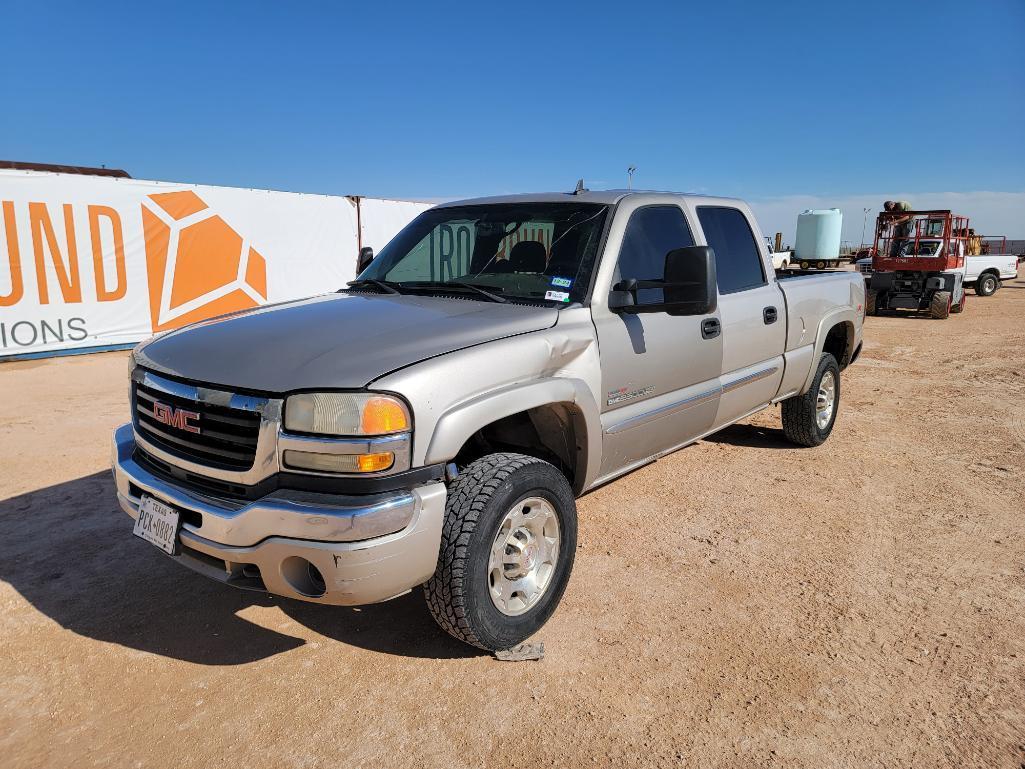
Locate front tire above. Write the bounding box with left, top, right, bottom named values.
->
left=930, top=290, right=952, bottom=319
left=781, top=353, right=840, bottom=447
left=425, top=453, right=577, bottom=651
left=976, top=273, right=998, bottom=296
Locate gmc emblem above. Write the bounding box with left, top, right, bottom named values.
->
left=152, top=401, right=201, bottom=434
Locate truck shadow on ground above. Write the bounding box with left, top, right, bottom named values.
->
left=0, top=472, right=477, bottom=664
left=703, top=422, right=793, bottom=450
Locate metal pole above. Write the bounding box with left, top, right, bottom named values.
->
left=861, top=208, right=870, bottom=248
left=627, top=166, right=636, bottom=190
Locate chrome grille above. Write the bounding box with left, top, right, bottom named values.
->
left=133, top=379, right=261, bottom=471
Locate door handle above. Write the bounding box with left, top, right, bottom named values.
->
left=701, top=318, right=720, bottom=339
left=763, top=306, right=778, bottom=324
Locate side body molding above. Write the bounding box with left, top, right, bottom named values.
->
left=424, top=377, right=603, bottom=494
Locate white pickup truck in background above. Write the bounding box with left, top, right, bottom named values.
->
left=964, top=252, right=1018, bottom=296
left=764, top=240, right=793, bottom=271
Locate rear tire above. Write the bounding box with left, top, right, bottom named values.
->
left=866, top=289, right=878, bottom=316
left=781, top=353, right=840, bottom=447
left=950, top=293, right=966, bottom=313
left=799, top=261, right=810, bottom=270
left=816, top=260, right=826, bottom=270
left=424, top=453, right=577, bottom=651
left=930, top=290, right=952, bottom=319
left=976, top=273, right=998, bottom=296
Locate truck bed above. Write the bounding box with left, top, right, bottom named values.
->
left=776, top=270, right=864, bottom=355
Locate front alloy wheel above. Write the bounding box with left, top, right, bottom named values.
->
left=425, top=453, right=577, bottom=651
left=488, top=497, right=560, bottom=616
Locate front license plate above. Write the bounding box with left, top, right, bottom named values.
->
left=133, top=495, right=180, bottom=555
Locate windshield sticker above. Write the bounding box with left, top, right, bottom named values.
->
left=545, top=290, right=571, bottom=303
left=550, top=276, right=572, bottom=288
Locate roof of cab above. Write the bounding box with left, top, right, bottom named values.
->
left=434, top=189, right=743, bottom=208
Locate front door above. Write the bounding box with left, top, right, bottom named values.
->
left=592, top=203, right=724, bottom=479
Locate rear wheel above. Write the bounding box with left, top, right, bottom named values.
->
left=930, top=290, right=952, bottom=319
left=816, top=260, right=826, bottom=270
left=425, top=453, right=577, bottom=651
left=976, top=273, right=998, bottom=296
left=950, top=292, right=966, bottom=313
left=866, top=289, right=878, bottom=316
left=781, top=353, right=840, bottom=447
left=799, top=261, right=810, bottom=270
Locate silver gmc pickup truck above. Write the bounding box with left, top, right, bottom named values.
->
left=112, top=190, right=865, bottom=650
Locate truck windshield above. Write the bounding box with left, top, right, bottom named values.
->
left=357, top=203, right=610, bottom=305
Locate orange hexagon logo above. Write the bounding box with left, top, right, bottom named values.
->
left=141, top=190, right=267, bottom=332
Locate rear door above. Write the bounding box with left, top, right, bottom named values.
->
left=592, top=202, right=723, bottom=477
left=695, top=206, right=786, bottom=428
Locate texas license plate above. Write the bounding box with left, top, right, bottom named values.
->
left=133, top=495, right=180, bottom=555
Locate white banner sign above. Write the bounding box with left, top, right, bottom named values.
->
left=0, top=170, right=432, bottom=358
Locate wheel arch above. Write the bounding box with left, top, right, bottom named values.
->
left=979, top=268, right=1001, bottom=284
left=800, top=310, right=857, bottom=394
left=424, top=378, right=601, bottom=494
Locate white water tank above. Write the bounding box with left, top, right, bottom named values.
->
left=794, top=209, right=842, bottom=260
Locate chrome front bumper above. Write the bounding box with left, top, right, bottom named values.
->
left=111, top=424, right=447, bottom=605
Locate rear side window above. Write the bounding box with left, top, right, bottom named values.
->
left=616, top=205, right=695, bottom=304
left=696, top=206, right=766, bottom=294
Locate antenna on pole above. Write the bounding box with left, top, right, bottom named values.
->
left=627, top=166, right=637, bottom=190
left=573, top=178, right=587, bottom=195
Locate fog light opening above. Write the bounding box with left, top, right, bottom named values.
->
left=280, top=556, right=327, bottom=598
left=308, top=562, right=326, bottom=594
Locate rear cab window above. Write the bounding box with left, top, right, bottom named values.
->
left=696, top=206, right=766, bottom=294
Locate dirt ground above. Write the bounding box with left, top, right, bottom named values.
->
left=2, top=280, right=1023, bottom=769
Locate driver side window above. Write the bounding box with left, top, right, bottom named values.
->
left=616, top=206, right=695, bottom=304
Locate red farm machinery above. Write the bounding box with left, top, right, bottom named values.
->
left=867, top=208, right=969, bottom=319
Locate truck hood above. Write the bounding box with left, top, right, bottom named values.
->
left=135, top=293, right=559, bottom=392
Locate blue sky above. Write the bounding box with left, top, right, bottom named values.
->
left=2, top=1, right=1023, bottom=237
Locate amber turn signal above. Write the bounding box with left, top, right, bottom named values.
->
left=356, top=452, right=395, bottom=472
left=282, top=450, right=395, bottom=474
left=361, top=397, right=410, bottom=435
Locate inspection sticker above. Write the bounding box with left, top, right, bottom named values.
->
left=545, top=290, right=570, bottom=302
left=550, top=276, right=572, bottom=288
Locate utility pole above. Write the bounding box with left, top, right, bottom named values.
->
left=861, top=207, right=871, bottom=248
left=627, top=166, right=636, bottom=190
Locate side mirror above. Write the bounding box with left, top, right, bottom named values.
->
left=664, top=245, right=717, bottom=316
left=608, top=245, right=717, bottom=316
left=357, top=246, right=374, bottom=274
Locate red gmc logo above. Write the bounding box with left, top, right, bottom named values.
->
left=152, top=401, right=201, bottom=434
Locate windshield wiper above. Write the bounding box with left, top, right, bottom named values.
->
left=344, top=279, right=402, bottom=295
left=403, top=281, right=508, bottom=303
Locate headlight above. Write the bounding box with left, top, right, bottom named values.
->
left=284, top=392, right=410, bottom=436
